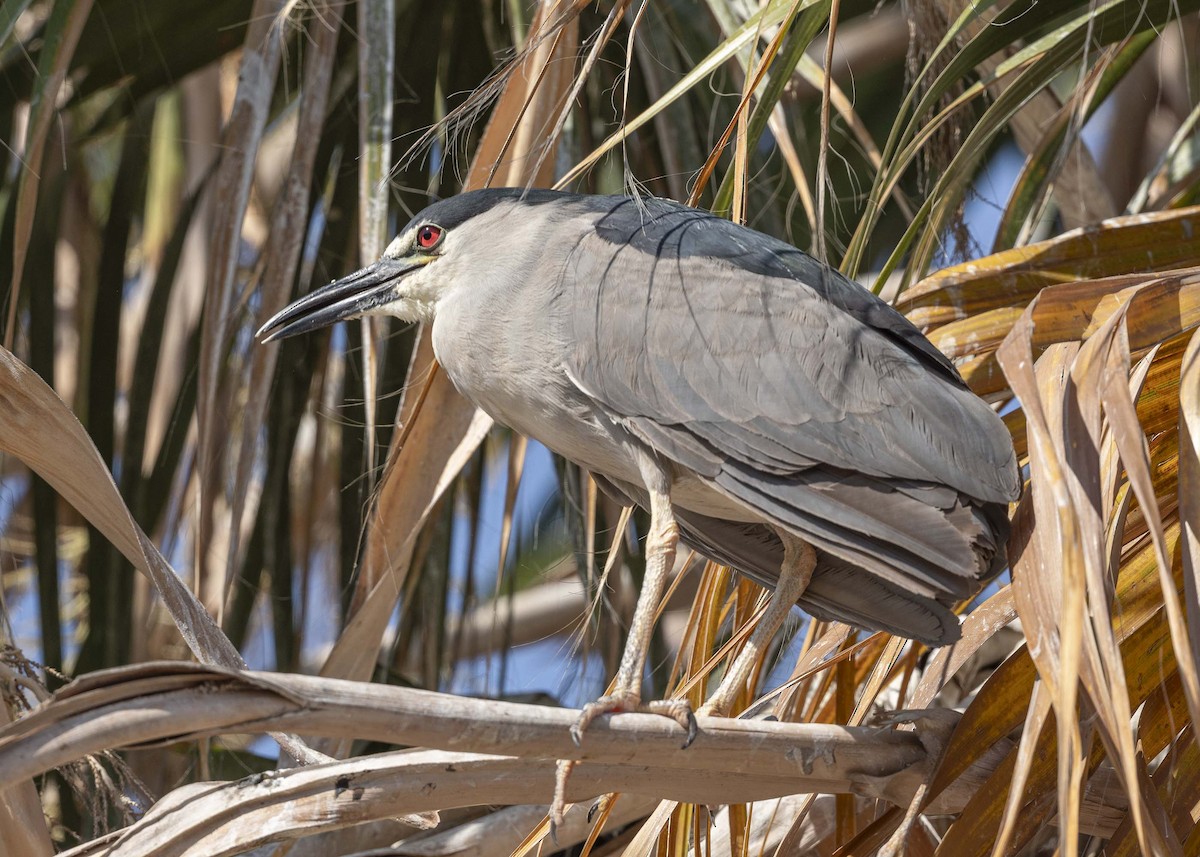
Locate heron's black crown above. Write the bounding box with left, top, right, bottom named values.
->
left=401, top=188, right=575, bottom=234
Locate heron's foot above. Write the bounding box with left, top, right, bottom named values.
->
left=647, top=698, right=698, bottom=747
left=570, top=693, right=697, bottom=749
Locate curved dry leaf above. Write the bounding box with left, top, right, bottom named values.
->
left=0, top=347, right=240, bottom=669
left=988, top=678, right=1051, bottom=857
left=925, top=306, right=1026, bottom=360
left=997, top=333, right=1075, bottom=699
left=1104, top=729, right=1200, bottom=857
left=933, top=723, right=1126, bottom=855
left=1133, top=672, right=1191, bottom=784
left=1180, top=327, right=1200, bottom=700
left=997, top=289, right=1176, bottom=854
left=1100, top=315, right=1200, bottom=734
left=899, top=207, right=1200, bottom=327
left=910, top=586, right=1018, bottom=710
left=52, top=750, right=824, bottom=857
left=0, top=347, right=325, bottom=766
left=1062, top=298, right=1158, bottom=855
left=938, top=275, right=1200, bottom=853
left=926, top=532, right=1191, bottom=852
left=391, top=799, right=657, bottom=857
left=0, top=703, right=53, bottom=857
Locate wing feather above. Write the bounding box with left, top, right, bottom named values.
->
left=567, top=197, right=1019, bottom=506
left=565, top=196, right=1019, bottom=630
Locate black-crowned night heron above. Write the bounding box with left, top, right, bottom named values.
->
left=259, top=188, right=1020, bottom=744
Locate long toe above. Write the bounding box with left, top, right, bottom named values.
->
left=644, top=698, right=697, bottom=748
left=570, top=692, right=641, bottom=746
left=570, top=692, right=696, bottom=747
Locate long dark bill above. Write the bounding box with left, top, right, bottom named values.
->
left=256, top=258, right=419, bottom=342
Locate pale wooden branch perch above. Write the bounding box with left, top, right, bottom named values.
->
left=0, top=661, right=1128, bottom=853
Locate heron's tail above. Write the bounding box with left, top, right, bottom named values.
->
left=675, top=486, right=1011, bottom=646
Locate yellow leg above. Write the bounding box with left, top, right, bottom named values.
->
left=554, top=467, right=694, bottom=829
left=698, top=530, right=816, bottom=717
left=570, top=478, right=694, bottom=745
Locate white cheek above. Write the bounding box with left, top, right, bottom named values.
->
left=366, top=297, right=429, bottom=324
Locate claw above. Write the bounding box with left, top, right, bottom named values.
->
left=571, top=692, right=637, bottom=746
left=643, top=697, right=697, bottom=747
left=682, top=709, right=699, bottom=749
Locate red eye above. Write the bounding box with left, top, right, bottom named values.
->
left=417, top=224, right=443, bottom=249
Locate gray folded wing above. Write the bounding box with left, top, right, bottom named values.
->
left=564, top=197, right=1020, bottom=642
